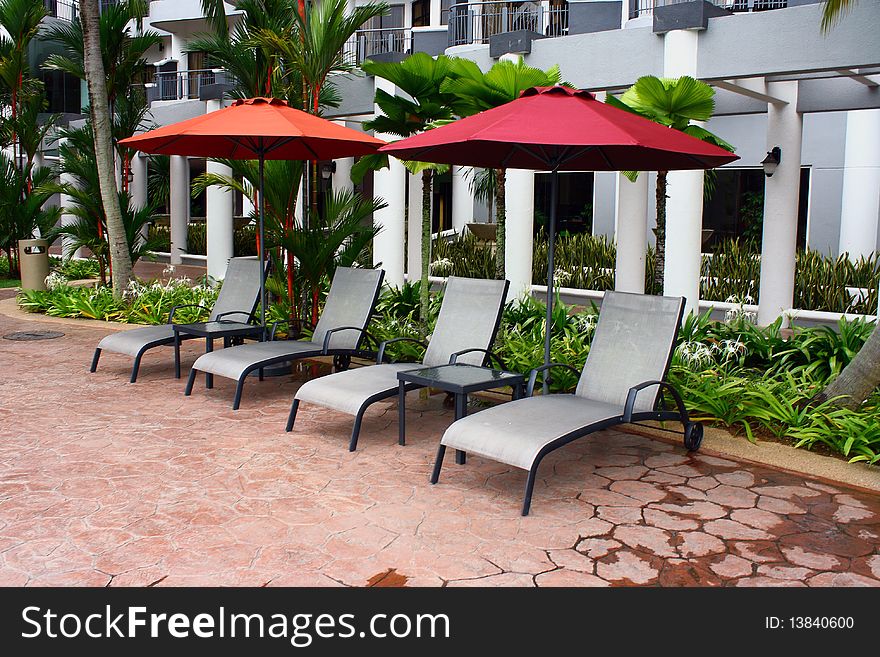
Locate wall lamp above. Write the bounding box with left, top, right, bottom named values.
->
left=321, top=161, right=337, bottom=180
left=761, top=146, right=781, bottom=178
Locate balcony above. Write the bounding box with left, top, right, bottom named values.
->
left=43, top=0, right=78, bottom=21
left=342, top=27, right=412, bottom=65
left=447, top=1, right=569, bottom=47
left=629, top=0, right=789, bottom=19
left=146, top=69, right=230, bottom=102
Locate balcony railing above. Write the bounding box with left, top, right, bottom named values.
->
left=342, top=27, right=412, bottom=65
left=43, top=0, right=78, bottom=21
left=447, top=1, right=569, bottom=47
left=147, top=69, right=228, bottom=102
left=629, top=0, right=788, bottom=19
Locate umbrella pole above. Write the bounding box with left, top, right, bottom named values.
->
left=543, top=167, right=559, bottom=395
left=258, top=150, right=267, bottom=337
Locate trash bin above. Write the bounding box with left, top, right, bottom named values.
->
left=19, top=238, right=50, bottom=291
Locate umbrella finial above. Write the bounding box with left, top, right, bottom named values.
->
left=519, top=86, right=594, bottom=100
left=233, top=97, right=289, bottom=107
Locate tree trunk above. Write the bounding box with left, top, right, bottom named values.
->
left=81, top=0, right=132, bottom=298
left=494, top=168, right=506, bottom=280
left=653, top=170, right=668, bottom=293
left=814, top=322, right=880, bottom=408
left=420, top=169, right=433, bottom=337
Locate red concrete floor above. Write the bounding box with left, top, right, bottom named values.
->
left=0, top=308, right=878, bottom=587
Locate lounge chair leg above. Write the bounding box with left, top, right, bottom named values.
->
left=232, top=378, right=246, bottom=410
left=286, top=399, right=299, bottom=432
left=398, top=381, right=406, bottom=446
left=90, top=348, right=101, bottom=372
left=349, top=410, right=365, bottom=452
left=522, top=465, right=539, bottom=516
left=130, top=353, right=144, bottom=383
left=258, top=367, right=264, bottom=381
left=430, top=445, right=447, bottom=484
left=184, top=369, right=197, bottom=396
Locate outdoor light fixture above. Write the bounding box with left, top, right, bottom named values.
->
left=321, top=161, right=336, bottom=180
left=762, top=146, right=781, bottom=177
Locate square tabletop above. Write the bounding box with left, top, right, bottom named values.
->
left=397, top=363, right=524, bottom=395
left=172, top=321, right=263, bottom=338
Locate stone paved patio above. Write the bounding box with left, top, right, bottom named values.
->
left=1, top=303, right=878, bottom=587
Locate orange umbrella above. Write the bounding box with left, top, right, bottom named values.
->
left=120, top=97, right=385, bottom=329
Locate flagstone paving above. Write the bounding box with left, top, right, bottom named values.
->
left=0, top=307, right=878, bottom=587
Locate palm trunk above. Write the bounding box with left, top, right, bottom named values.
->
left=494, top=168, right=506, bottom=280
left=81, top=0, right=132, bottom=298
left=814, top=323, right=880, bottom=408
left=420, top=169, right=432, bottom=337
left=653, top=170, right=668, bottom=293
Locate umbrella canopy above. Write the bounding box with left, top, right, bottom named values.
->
left=120, top=97, right=386, bottom=331
left=380, top=86, right=739, bottom=388
left=379, top=86, right=737, bottom=170
left=120, top=96, right=385, bottom=159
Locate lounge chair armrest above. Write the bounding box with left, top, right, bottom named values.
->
left=527, top=363, right=580, bottom=397
left=622, top=380, right=688, bottom=423
left=168, top=304, right=207, bottom=323
left=321, top=326, right=377, bottom=354
left=376, top=337, right=428, bottom=364
left=214, top=309, right=257, bottom=324
left=449, top=348, right=505, bottom=370
left=269, top=319, right=315, bottom=341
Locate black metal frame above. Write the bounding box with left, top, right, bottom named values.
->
left=431, top=296, right=702, bottom=516
left=185, top=269, right=386, bottom=409
left=287, top=278, right=512, bottom=451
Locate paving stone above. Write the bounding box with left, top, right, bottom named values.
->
left=1, top=307, right=878, bottom=588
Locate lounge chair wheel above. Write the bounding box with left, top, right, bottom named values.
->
left=683, top=422, right=703, bottom=452
left=333, top=354, right=351, bottom=371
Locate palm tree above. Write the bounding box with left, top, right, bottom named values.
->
left=192, top=0, right=386, bottom=317
left=440, top=58, right=565, bottom=279
left=606, top=75, right=733, bottom=291
left=821, top=0, right=858, bottom=31
left=80, top=0, right=131, bottom=297
left=357, top=53, right=461, bottom=328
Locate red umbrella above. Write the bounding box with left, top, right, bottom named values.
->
left=120, top=97, right=386, bottom=329
left=380, top=86, right=739, bottom=378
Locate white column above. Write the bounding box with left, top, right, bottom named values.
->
left=407, top=171, right=423, bottom=282
left=430, top=0, right=442, bottom=26
left=294, top=178, right=304, bottom=226
left=838, top=109, right=880, bottom=260
left=757, top=81, right=802, bottom=326
left=242, top=192, right=255, bottom=218
left=505, top=168, right=535, bottom=301
left=662, top=28, right=703, bottom=316
left=451, top=165, right=473, bottom=234
left=614, top=173, right=648, bottom=293
left=205, top=99, right=234, bottom=280
left=129, top=153, right=147, bottom=211
left=372, top=78, right=407, bottom=288
left=58, top=142, right=85, bottom=259
left=169, top=155, right=189, bottom=265
left=206, top=160, right=234, bottom=280
left=333, top=157, right=354, bottom=195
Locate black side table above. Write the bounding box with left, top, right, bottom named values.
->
left=172, top=321, right=264, bottom=388
left=396, top=363, right=525, bottom=464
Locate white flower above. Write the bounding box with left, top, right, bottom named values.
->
left=44, top=272, right=66, bottom=291
left=554, top=268, right=573, bottom=286
left=677, top=341, right=715, bottom=368
left=162, top=264, right=176, bottom=276
left=430, top=258, right=454, bottom=277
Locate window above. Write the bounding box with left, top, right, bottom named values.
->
left=39, top=70, right=81, bottom=114
left=534, top=172, right=595, bottom=235
left=412, top=0, right=430, bottom=27
left=360, top=5, right=406, bottom=58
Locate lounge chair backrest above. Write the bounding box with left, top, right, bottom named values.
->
left=208, top=257, right=266, bottom=322
left=575, top=292, right=684, bottom=412
left=422, top=277, right=509, bottom=368
left=313, top=267, right=385, bottom=350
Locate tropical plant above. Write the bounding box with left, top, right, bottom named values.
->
left=0, top=154, right=62, bottom=274
left=276, top=188, right=384, bottom=324
left=821, top=0, right=858, bottom=32
left=358, top=52, right=462, bottom=333
left=441, top=57, right=565, bottom=280
left=607, top=76, right=734, bottom=291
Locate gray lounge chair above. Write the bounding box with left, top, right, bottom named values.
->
left=433, top=291, right=703, bottom=516
left=185, top=266, right=385, bottom=409
left=90, top=256, right=265, bottom=383
left=287, top=276, right=510, bottom=451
